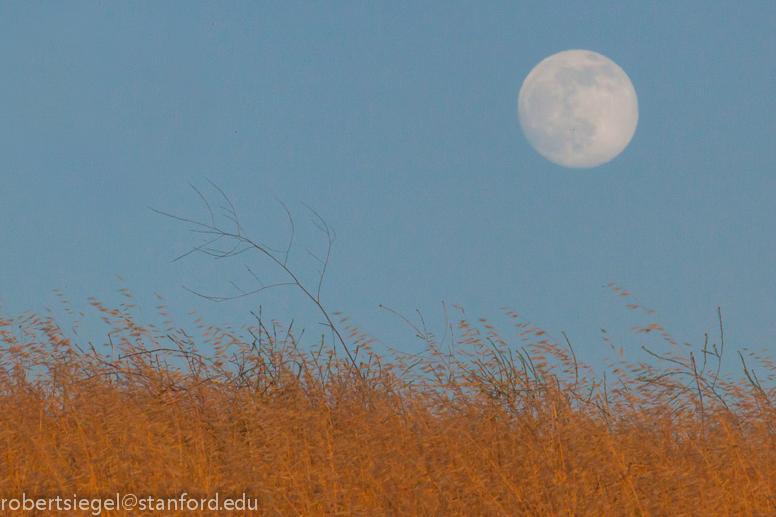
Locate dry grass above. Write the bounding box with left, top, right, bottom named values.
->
left=0, top=290, right=774, bottom=516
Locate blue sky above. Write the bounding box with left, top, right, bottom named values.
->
left=1, top=2, right=774, bottom=374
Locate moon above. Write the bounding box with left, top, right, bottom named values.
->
left=517, top=50, right=638, bottom=168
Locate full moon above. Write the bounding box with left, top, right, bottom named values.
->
left=517, top=50, right=638, bottom=168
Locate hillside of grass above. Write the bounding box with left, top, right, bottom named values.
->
left=0, top=292, right=774, bottom=516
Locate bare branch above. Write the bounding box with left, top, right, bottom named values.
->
left=153, top=181, right=364, bottom=382
left=190, top=182, right=216, bottom=228
left=277, top=198, right=295, bottom=267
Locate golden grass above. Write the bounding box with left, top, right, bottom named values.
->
left=0, top=293, right=775, bottom=516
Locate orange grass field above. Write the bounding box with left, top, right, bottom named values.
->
left=0, top=291, right=775, bottom=516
